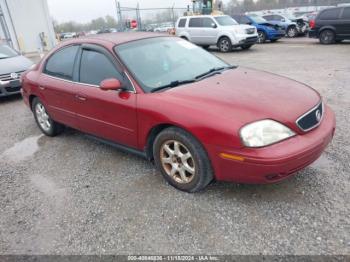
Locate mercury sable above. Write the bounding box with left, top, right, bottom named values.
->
left=21, top=33, right=335, bottom=192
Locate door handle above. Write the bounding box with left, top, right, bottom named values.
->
left=38, top=85, right=45, bottom=90
left=75, top=94, right=87, bottom=101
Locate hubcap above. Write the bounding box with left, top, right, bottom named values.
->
left=35, top=103, right=51, bottom=132
left=160, top=140, right=195, bottom=184
left=220, top=39, right=229, bottom=52
left=322, top=31, right=333, bottom=42
left=258, top=32, right=264, bottom=43
left=288, top=28, right=296, bottom=37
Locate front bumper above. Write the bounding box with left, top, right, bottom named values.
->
left=0, top=80, right=22, bottom=97
left=234, top=36, right=258, bottom=46
left=207, top=106, right=336, bottom=184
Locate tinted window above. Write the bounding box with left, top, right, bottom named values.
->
left=45, top=45, right=79, bottom=80
left=79, top=50, right=122, bottom=86
left=342, top=7, right=350, bottom=19
left=319, top=8, right=341, bottom=20
left=232, top=15, right=241, bottom=23
left=240, top=16, right=251, bottom=24
left=263, top=15, right=274, bottom=21
left=189, top=18, right=202, bottom=27
left=202, top=17, right=215, bottom=27
left=178, top=18, right=186, bottom=27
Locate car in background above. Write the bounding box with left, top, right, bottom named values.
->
left=309, top=6, right=350, bottom=44
left=97, top=28, right=118, bottom=34
left=154, top=22, right=174, bottom=33
left=176, top=15, right=258, bottom=52
left=0, top=44, right=33, bottom=97
left=233, top=14, right=285, bottom=43
left=63, top=32, right=77, bottom=39
left=262, top=14, right=308, bottom=37
left=21, top=33, right=335, bottom=192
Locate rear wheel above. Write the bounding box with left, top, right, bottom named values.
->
left=319, top=29, right=335, bottom=44
left=287, top=26, right=297, bottom=38
left=217, top=37, right=232, bottom=53
left=257, top=31, right=267, bottom=43
left=32, top=97, right=64, bottom=137
left=153, top=127, right=213, bottom=193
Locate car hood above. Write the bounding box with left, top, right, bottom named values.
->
left=0, top=55, right=33, bottom=75
left=163, top=67, right=320, bottom=132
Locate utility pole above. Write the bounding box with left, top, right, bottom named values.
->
left=115, top=0, right=123, bottom=31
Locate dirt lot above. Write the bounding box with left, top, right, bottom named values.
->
left=0, top=38, right=349, bottom=255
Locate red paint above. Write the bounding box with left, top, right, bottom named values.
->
left=21, top=33, right=336, bottom=184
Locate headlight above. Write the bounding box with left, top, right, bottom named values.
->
left=240, top=120, right=296, bottom=147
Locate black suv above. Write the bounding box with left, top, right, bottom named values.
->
left=309, top=6, right=350, bottom=44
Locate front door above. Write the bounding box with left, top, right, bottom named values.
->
left=74, top=45, right=138, bottom=148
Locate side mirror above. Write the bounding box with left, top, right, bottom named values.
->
left=100, top=78, right=122, bottom=91
left=211, top=23, right=217, bottom=28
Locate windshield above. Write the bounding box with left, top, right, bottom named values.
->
left=250, top=16, right=267, bottom=24
left=115, top=37, right=230, bottom=92
left=0, top=45, right=18, bottom=59
left=214, top=16, right=238, bottom=26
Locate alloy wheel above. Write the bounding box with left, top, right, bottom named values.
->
left=287, top=27, right=297, bottom=38
left=35, top=103, right=51, bottom=132
left=219, top=39, right=230, bottom=52
left=160, top=140, right=195, bottom=184
left=258, top=31, right=265, bottom=43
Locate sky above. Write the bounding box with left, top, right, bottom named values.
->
left=47, top=0, right=198, bottom=23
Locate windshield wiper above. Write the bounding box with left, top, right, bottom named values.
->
left=151, top=79, right=196, bottom=93
left=195, top=65, right=236, bottom=80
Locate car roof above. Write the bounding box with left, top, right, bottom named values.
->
left=62, top=32, right=168, bottom=47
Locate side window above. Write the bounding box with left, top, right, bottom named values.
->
left=319, top=8, right=341, bottom=20
left=274, top=15, right=283, bottom=21
left=202, top=18, right=215, bottom=28
left=44, top=45, right=79, bottom=80
left=79, top=50, right=122, bottom=86
left=232, top=16, right=241, bottom=23
left=178, top=18, right=187, bottom=28
left=263, top=15, right=273, bottom=21
left=241, top=16, right=251, bottom=24
left=341, top=7, right=350, bottom=19
left=189, top=17, right=202, bottom=27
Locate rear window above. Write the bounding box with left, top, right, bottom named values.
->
left=342, top=7, right=350, bottom=19
left=178, top=18, right=186, bottom=28
left=319, top=8, right=341, bottom=20
left=189, top=18, right=202, bottom=27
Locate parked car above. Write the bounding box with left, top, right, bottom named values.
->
left=176, top=15, right=258, bottom=52
left=97, top=28, right=117, bottom=34
left=233, top=14, right=285, bottom=43
left=154, top=23, right=174, bottom=33
left=309, top=6, right=350, bottom=44
left=0, top=44, right=33, bottom=97
left=63, top=32, right=77, bottom=39
left=262, top=14, right=308, bottom=37
left=21, top=33, right=335, bottom=192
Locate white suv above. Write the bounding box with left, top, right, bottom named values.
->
left=175, top=15, right=258, bottom=52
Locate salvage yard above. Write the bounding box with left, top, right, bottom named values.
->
left=0, top=38, right=349, bottom=255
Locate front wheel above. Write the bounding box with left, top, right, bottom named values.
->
left=153, top=127, right=213, bottom=193
left=217, top=37, right=232, bottom=53
left=32, top=97, right=64, bottom=137
left=257, top=31, right=267, bottom=43
left=287, top=26, right=297, bottom=38
left=319, top=30, right=336, bottom=44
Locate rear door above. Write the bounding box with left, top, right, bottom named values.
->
left=339, top=7, right=350, bottom=38
left=200, top=17, right=218, bottom=44
left=188, top=17, right=203, bottom=44
left=318, top=8, right=342, bottom=34
left=74, top=44, right=138, bottom=148
left=39, top=45, right=80, bottom=128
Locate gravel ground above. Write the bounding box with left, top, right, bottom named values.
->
left=0, top=38, right=349, bottom=255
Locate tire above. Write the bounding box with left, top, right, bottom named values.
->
left=257, top=31, right=267, bottom=43
left=286, top=26, right=297, bottom=38
left=319, top=29, right=336, bottom=45
left=153, top=127, right=213, bottom=193
left=32, top=97, right=65, bottom=137
left=217, top=37, right=232, bottom=53
left=241, top=45, right=253, bottom=50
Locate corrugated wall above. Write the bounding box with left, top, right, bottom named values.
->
left=0, top=0, right=56, bottom=53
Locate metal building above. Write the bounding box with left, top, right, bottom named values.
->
left=0, top=0, right=56, bottom=53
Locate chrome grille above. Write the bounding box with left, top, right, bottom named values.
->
left=296, top=101, right=324, bottom=132
left=0, top=71, right=25, bottom=82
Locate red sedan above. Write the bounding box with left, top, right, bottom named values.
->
left=21, top=33, right=336, bottom=192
